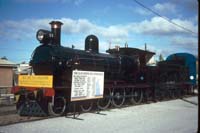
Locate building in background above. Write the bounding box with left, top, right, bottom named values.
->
left=13, top=63, right=32, bottom=86
left=0, top=58, right=16, bottom=105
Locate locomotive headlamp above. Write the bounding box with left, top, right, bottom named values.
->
left=53, top=24, right=58, bottom=28
left=190, top=75, right=194, bottom=80
left=89, top=38, right=93, bottom=41
left=37, top=30, right=44, bottom=41
left=36, top=29, right=52, bottom=44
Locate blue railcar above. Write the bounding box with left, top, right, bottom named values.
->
left=166, top=53, right=197, bottom=86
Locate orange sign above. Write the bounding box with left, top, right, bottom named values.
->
left=18, top=75, right=53, bottom=88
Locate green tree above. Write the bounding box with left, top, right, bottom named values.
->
left=1, top=56, right=8, bottom=60
left=159, top=54, right=164, bottom=61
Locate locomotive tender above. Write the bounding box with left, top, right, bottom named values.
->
left=12, top=21, right=196, bottom=116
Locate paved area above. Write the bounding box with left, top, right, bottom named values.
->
left=0, top=105, right=16, bottom=115
left=0, top=96, right=198, bottom=133
left=0, top=105, right=48, bottom=126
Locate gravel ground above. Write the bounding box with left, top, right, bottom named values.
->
left=0, top=96, right=198, bottom=133
left=0, top=105, right=16, bottom=116
left=0, top=105, right=47, bottom=126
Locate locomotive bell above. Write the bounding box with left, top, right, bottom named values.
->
left=85, top=35, right=99, bottom=53
left=49, top=21, right=63, bottom=46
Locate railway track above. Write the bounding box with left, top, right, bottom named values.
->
left=0, top=105, right=57, bottom=126
left=0, top=105, right=49, bottom=126
left=0, top=94, right=197, bottom=126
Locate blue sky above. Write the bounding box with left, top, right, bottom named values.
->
left=0, top=0, right=198, bottom=63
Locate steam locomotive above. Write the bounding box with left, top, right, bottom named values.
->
left=12, top=21, right=196, bottom=116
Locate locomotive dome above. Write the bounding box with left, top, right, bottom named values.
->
left=85, top=34, right=99, bottom=53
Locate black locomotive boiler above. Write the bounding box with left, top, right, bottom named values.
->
left=12, top=21, right=196, bottom=116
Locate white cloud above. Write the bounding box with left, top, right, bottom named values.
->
left=0, top=19, right=51, bottom=41
left=134, top=8, right=152, bottom=16
left=0, top=17, right=197, bottom=52
left=133, top=2, right=176, bottom=16
left=61, top=18, right=94, bottom=34
left=171, top=36, right=197, bottom=49
left=129, top=17, right=197, bottom=36
left=1, top=17, right=197, bottom=38
left=153, top=2, right=176, bottom=14
left=171, top=0, right=198, bottom=13
left=59, top=18, right=129, bottom=43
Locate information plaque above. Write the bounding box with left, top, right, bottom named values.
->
left=71, top=70, right=104, bottom=101
left=18, top=75, right=53, bottom=88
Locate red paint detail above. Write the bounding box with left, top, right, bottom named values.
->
left=11, top=86, right=55, bottom=96
left=11, top=86, right=20, bottom=94
left=44, top=89, right=55, bottom=96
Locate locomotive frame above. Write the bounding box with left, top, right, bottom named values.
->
left=12, top=21, right=196, bottom=116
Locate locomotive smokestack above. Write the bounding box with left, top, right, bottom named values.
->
left=49, top=21, right=63, bottom=46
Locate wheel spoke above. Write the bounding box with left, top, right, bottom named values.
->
left=48, top=96, right=66, bottom=116
left=80, top=102, right=93, bottom=112
left=97, top=88, right=111, bottom=110
left=111, top=88, right=125, bottom=108
left=130, top=88, right=143, bottom=104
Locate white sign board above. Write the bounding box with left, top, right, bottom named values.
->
left=71, top=70, right=104, bottom=101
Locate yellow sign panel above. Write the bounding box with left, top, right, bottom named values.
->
left=18, top=75, right=53, bottom=88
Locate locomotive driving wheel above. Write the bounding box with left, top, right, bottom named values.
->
left=97, top=88, right=112, bottom=110
left=111, top=88, right=125, bottom=108
left=80, top=101, right=93, bottom=112
left=130, top=88, right=143, bottom=104
left=48, top=96, right=66, bottom=116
